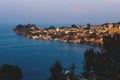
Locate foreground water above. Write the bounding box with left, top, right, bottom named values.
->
left=0, top=24, right=93, bottom=80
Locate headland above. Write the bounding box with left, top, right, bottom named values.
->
left=13, top=22, right=120, bottom=46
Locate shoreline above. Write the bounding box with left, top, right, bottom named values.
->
left=13, top=22, right=120, bottom=47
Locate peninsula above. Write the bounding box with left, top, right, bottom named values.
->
left=13, top=22, right=120, bottom=46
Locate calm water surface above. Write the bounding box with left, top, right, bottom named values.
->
left=0, top=24, right=93, bottom=80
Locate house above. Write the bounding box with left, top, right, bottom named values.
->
left=30, top=36, right=39, bottom=39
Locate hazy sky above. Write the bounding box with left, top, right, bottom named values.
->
left=0, top=0, right=120, bottom=24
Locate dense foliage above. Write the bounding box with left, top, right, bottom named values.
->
left=13, top=24, right=37, bottom=35
left=0, top=64, right=23, bottom=80
left=49, top=60, right=64, bottom=80
left=83, top=33, right=120, bottom=80
left=48, top=61, right=79, bottom=80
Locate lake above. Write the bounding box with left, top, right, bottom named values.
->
left=0, top=24, right=94, bottom=80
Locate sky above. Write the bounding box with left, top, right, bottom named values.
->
left=0, top=0, right=120, bottom=25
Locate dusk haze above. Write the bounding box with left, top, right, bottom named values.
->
left=0, top=0, right=120, bottom=24
left=0, top=0, right=120, bottom=80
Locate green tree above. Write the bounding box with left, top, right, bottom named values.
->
left=48, top=26, right=56, bottom=29
left=69, top=63, right=78, bottom=80
left=83, top=33, right=120, bottom=80
left=71, top=24, right=77, bottom=28
left=97, top=33, right=120, bottom=79
left=86, top=23, right=91, bottom=30
left=0, top=64, right=23, bottom=80
left=102, top=33, right=120, bottom=69
left=83, top=49, right=95, bottom=77
left=49, top=61, right=65, bottom=80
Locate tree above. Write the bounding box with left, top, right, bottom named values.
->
left=0, top=64, right=23, bottom=80
left=102, top=33, right=120, bottom=69
left=16, top=24, right=24, bottom=29
left=71, top=24, right=78, bottom=28
left=48, top=26, right=56, bottom=29
left=31, top=24, right=36, bottom=28
left=49, top=61, right=80, bottom=80
left=83, top=49, right=95, bottom=77
left=83, top=33, right=120, bottom=80
left=95, top=33, right=120, bottom=79
left=69, top=63, right=78, bottom=80
left=49, top=61, right=65, bottom=80
left=86, top=23, right=91, bottom=30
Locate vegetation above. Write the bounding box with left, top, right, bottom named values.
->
left=83, top=33, right=120, bottom=80
left=49, top=60, right=64, bottom=80
left=86, top=23, right=91, bottom=30
left=48, top=61, right=79, bottom=80
left=12, top=23, right=120, bottom=80
left=13, top=24, right=37, bottom=35
left=83, top=49, right=95, bottom=78
left=48, top=33, right=120, bottom=80
left=71, top=24, right=78, bottom=28
left=0, top=64, right=23, bottom=80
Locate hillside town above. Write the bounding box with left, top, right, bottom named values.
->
left=13, top=22, right=120, bottom=46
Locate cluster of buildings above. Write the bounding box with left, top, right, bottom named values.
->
left=13, top=22, right=120, bottom=46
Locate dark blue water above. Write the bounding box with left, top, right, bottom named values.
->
left=0, top=24, right=93, bottom=80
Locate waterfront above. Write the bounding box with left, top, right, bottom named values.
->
left=0, top=24, right=93, bottom=80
